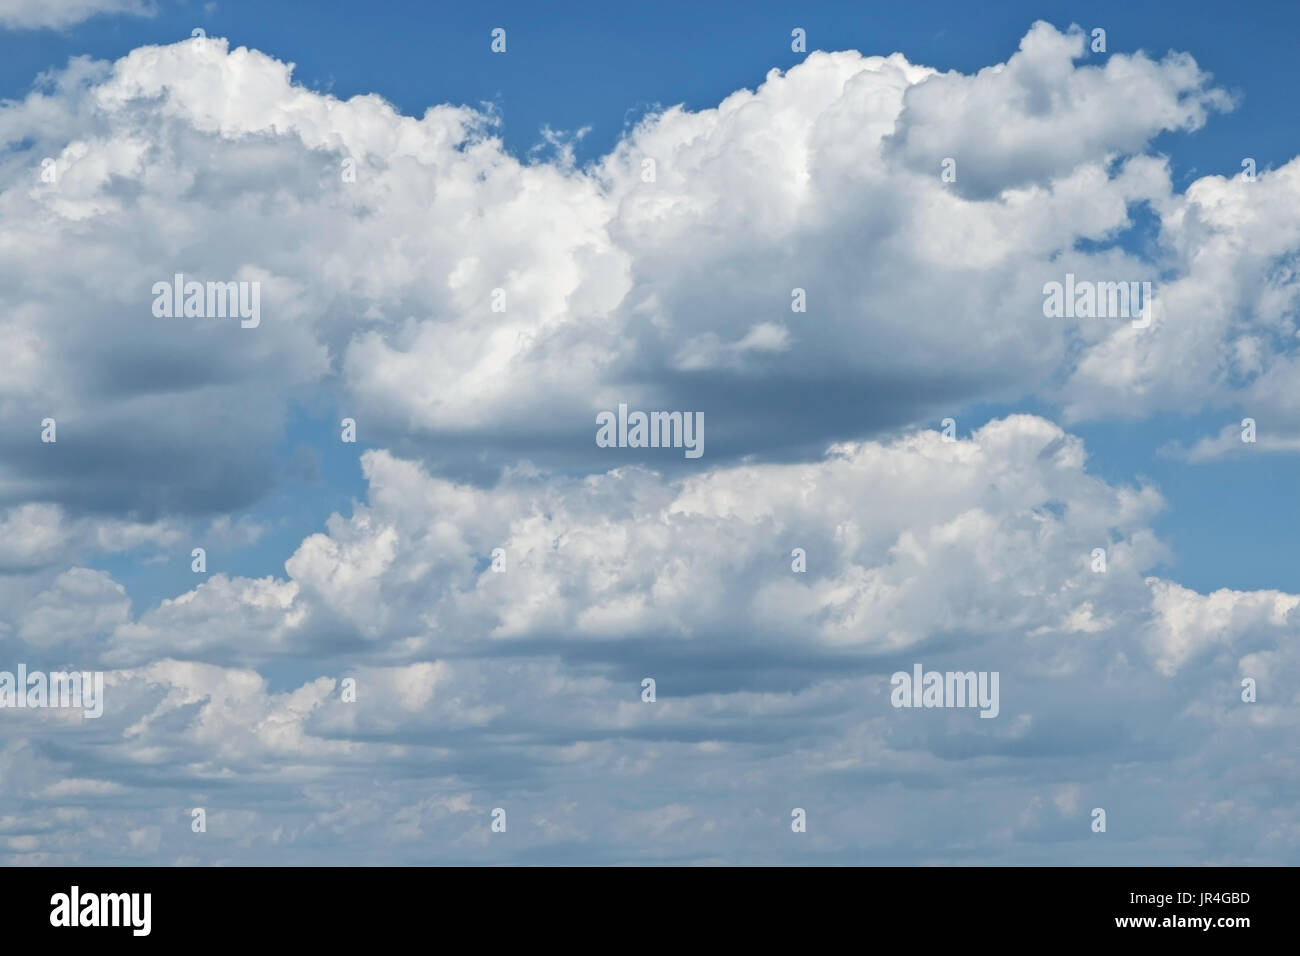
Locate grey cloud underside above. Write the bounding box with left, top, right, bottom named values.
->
left=1, top=22, right=1298, bottom=864
left=1, top=24, right=1295, bottom=510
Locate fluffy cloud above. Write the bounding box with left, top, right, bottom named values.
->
left=4, top=22, right=1298, bottom=528
left=0, top=502, right=182, bottom=572
left=0, top=0, right=153, bottom=30
left=883, top=22, right=1233, bottom=197
left=3, top=416, right=1296, bottom=863
left=49, top=415, right=1170, bottom=672
left=3, top=22, right=1299, bottom=864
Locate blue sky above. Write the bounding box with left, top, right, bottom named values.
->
left=1, top=0, right=1299, bottom=865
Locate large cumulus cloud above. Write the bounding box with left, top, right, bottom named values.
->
left=2, top=22, right=1296, bottom=520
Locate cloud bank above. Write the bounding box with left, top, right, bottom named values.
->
left=1, top=22, right=1298, bottom=864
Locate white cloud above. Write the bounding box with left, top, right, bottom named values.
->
left=1162, top=422, right=1300, bottom=462
left=0, top=0, right=153, bottom=30
left=3, top=24, right=1294, bottom=509
left=884, top=22, right=1232, bottom=196
left=2, top=23, right=1299, bottom=865
left=0, top=503, right=183, bottom=572
left=60, top=415, right=1174, bottom=672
